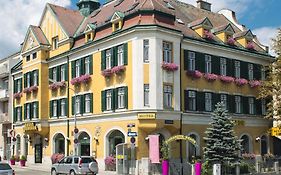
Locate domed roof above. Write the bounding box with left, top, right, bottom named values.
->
left=78, top=0, right=99, bottom=3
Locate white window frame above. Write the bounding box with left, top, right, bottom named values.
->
left=85, top=57, right=90, bottom=74
left=235, top=96, right=241, bottom=113
left=17, top=80, right=21, bottom=93
left=205, top=93, right=212, bottom=112
left=163, top=41, right=172, bottom=63
left=52, top=37, right=58, bottom=50
left=117, top=45, right=124, bottom=66
left=248, top=64, right=254, bottom=80
left=53, top=68, right=57, bottom=82
left=106, top=90, right=112, bottom=110
left=249, top=97, right=255, bottom=114
left=188, top=52, right=195, bottom=71
left=33, top=103, right=37, bottom=118
left=163, top=85, right=173, bottom=108
left=143, top=39, right=149, bottom=62
left=85, top=94, right=91, bottom=113
left=235, top=61, right=240, bottom=78
left=221, top=94, right=227, bottom=109
left=118, top=88, right=125, bottom=109
left=220, top=58, right=227, bottom=76
left=61, top=99, right=66, bottom=117
left=75, top=97, right=80, bottom=114
left=27, top=73, right=31, bottom=88
left=33, top=71, right=38, bottom=86
left=53, top=101, right=57, bottom=117
left=261, top=99, right=266, bottom=115
left=17, top=108, right=21, bottom=121
left=144, top=84, right=149, bottom=107
left=188, top=91, right=196, bottom=111
left=75, top=61, right=80, bottom=78
left=61, top=66, right=65, bottom=81
left=205, top=55, right=212, bottom=73
left=106, top=49, right=112, bottom=69
left=27, top=104, right=30, bottom=120
left=32, top=52, right=37, bottom=60
left=261, top=68, right=266, bottom=81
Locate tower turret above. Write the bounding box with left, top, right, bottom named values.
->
left=77, top=0, right=100, bottom=17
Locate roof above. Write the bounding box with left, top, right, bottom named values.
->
left=30, top=25, right=49, bottom=45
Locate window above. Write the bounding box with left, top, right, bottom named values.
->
left=27, top=104, right=30, bottom=120
left=220, top=94, right=227, bottom=109
left=163, top=85, right=173, bottom=108
left=163, top=42, right=172, bottom=63
left=61, top=66, right=65, bottom=81
left=27, top=73, right=31, bottom=87
left=85, top=94, right=91, bottom=113
left=143, top=40, right=149, bottom=62
left=17, top=107, right=21, bottom=122
left=61, top=99, right=66, bottom=116
left=53, top=101, right=57, bottom=117
left=106, top=49, right=112, bottom=69
left=117, top=88, right=125, bottom=109
left=17, top=80, right=21, bottom=93
left=261, top=99, right=266, bottom=115
left=188, top=91, right=196, bottom=111
left=75, top=61, right=80, bottom=78
left=106, top=90, right=112, bottom=110
left=85, top=57, right=90, bottom=74
left=52, top=37, right=58, bottom=50
left=33, top=71, right=38, bottom=86
left=249, top=97, right=255, bottom=114
left=87, top=34, right=92, bottom=41
left=235, top=61, right=240, bottom=78
left=117, top=45, right=124, bottom=66
left=205, top=93, right=212, bottom=112
left=75, top=97, right=80, bottom=114
left=261, top=68, right=266, bottom=81
left=33, top=102, right=37, bottom=118
left=26, top=55, right=30, bottom=62
left=188, top=52, right=195, bottom=71
left=32, top=52, right=37, bottom=59
left=114, top=23, right=119, bottom=30
left=144, top=84, right=149, bottom=106
left=205, top=55, right=212, bottom=73
left=241, top=135, right=250, bottom=153
left=53, top=68, right=57, bottom=82
left=220, top=58, right=227, bottom=76
left=248, top=64, right=254, bottom=80
left=235, top=96, right=242, bottom=113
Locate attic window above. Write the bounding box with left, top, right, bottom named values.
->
left=176, top=18, right=184, bottom=24
left=164, top=1, right=175, bottom=10
left=52, top=36, right=58, bottom=50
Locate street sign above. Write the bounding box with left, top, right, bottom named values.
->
left=271, top=127, right=281, bottom=136
left=74, top=138, right=78, bottom=144
left=127, top=123, right=135, bottom=128
left=74, top=128, right=79, bottom=134
left=127, top=132, right=137, bottom=137
left=130, top=137, right=136, bottom=144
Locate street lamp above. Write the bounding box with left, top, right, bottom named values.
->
left=49, top=79, right=79, bottom=155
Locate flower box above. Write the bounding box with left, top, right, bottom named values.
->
left=235, top=78, right=248, bottom=86
left=111, top=65, right=126, bottom=74
left=227, top=37, right=235, bottom=46
left=219, top=75, right=234, bottom=83
left=242, top=153, right=256, bottom=160
left=49, top=81, right=66, bottom=91
left=186, top=70, right=203, bottom=79
left=249, top=80, right=261, bottom=88
left=13, top=92, right=22, bottom=99
left=105, top=156, right=116, bottom=171
left=204, top=30, right=214, bottom=40
left=246, top=42, right=255, bottom=50
left=102, top=69, right=113, bottom=77
left=161, top=62, right=179, bottom=72
left=71, top=74, right=92, bottom=85
left=204, top=73, right=218, bottom=81
left=23, top=88, right=32, bottom=93
left=30, top=86, right=38, bottom=92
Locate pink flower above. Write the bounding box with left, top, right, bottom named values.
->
left=249, top=80, right=261, bottom=88
left=246, top=42, right=255, bottom=50
left=219, top=75, right=234, bottom=83
left=242, top=153, right=256, bottom=160
left=204, top=73, right=218, bottom=81
left=70, top=77, right=81, bottom=85
left=80, top=74, right=92, bottom=83
left=104, top=156, right=116, bottom=167
left=161, top=62, right=179, bottom=71
left=235, top=78, right=248, bottom=86
left=186, top=70, right=203, bottom=79
left=111, top=65, right=126, bottom=74
left=227, top=37, right=235, bottom=45
left=204, top=30, right=214, bottom=40
left=30, top=86, right=38, bottom=92
left=101, top=69, right=113, bottom=77
left=23, top=88, right=32, bottom=93
left=58, top=81, right=66, bottom=88
left=13, top=92, right=22, bottom=99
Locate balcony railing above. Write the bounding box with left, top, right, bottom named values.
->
left=0, top=89, right=8, bottom=100
left=0, top=113, right=10, bottom=123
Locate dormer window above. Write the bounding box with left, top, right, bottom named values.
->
left=84, top=23, right=96, bottom=43
left=52, top=36, right=58, bottom=50
left=212, top=24, right=235, bottom=45
left=111, top=11, right=124, bottom=32
left=188, top=17, right=213, bottom=38
left=234, top=30, right=255, bottom=50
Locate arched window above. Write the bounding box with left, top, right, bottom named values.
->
left=107, top=130, right=125, bottom=156
left=241, top=135, right=250, bottom=153
left=261, top=135, right=268, bottom=156
left=187, top=133, right=200, bottom=162
left=53, top=133, right=65, bottom=154
left=78, top=132, right=90, bottom=156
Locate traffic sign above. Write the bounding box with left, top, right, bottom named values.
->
left=74, top=138, right=79, bottom=144
left=128, top=132, right=137, bottom=137
left=130, top=137, right=136, bottom=144
left=74, top=128, right=79, bottom=134
left=127, top=123, right=135, bottom=128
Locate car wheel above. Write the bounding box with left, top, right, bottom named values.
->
left=70, top=170, right=76, bottom=175
left=51, top=169, right=57, bottom=175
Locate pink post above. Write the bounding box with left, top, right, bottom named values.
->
left=162, top=160, right=169, bottom=175
left=195, top=162, right=201, bottom=175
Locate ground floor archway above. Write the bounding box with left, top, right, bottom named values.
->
left=78, top=131, right=90, bottom=156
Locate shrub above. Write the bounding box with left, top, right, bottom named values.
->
left=104, top=156, right=116, bottom=171
left=51, top=153, right=64, bottom=164
left=20, top=155, right=27, bottom=161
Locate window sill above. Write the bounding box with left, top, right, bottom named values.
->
left=164, top=107, right=174, bottom=111
left=115, top=108, right=127, bottom=112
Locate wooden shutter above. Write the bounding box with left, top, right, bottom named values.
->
left=20, top=79, right=22, bottom=92
left=242, top=97, right=249, bottom=114
left=24, top=74, right=27, bottom=88
left=90, top=93, right=93, bottom=113
left=24, top=104, right=27, bottom=120
left=36, top=70, right=39, bottom=85
left=72, top=97, right=75, bottom=115
left=13, top=108, right=16, bottom=123
left=57, top=100, right=61, bottom=117
left=89, top=55, right=93, bottom=75
left=57, top=66, right=61, bottom=82
left=36, top=102, right=39, bottom=118
left=228, top=95, right=235, bottom=113
left=212, top=93, right=220, bottom=110
left=196, top=91, right=204, bottom=111
left=29, top=103, right=33, bottom=119
left=64, top=64, right=68, bottom=81
left=254, top=64, right=261, bottom=80
left=50, top=101, right=53, bottom=118
left=184, top=90, right=189, bottom=111
left=80, top=95, right=84, bottom=114
left=212, top=56, right=220, bottom=74
left=256, top=99, right=262, bottom=115
left=49, top=68, right=53, bottom=82
left=123, top=43, right=128, bottom=65
left=227, top=59, right=234, bottom=77
left=71, top=61, right=75, bottom=78
left=111, top=48, right=115, bottom=67
left=101, top=91, right=106, bottom=112
left=65, top=98, right=68, bottom=116
left=240, top=61, right=248, bottom=79
left=184, top=50, right=189, bottom=71
left=13, top=80, right=16, bottom=93
left=101, top=50, right=106, bottom=70
left=124, top=86, right=128, bottom=109
left=195, top=52, right=204, bottom=72
left=112, top=89, right=117, bottom=110
left=80, top=58, right=85, bottom=76
left=29, top=72, right=33, bottom=86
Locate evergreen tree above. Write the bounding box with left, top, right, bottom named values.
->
left=203, top=102, right=241, bottom=167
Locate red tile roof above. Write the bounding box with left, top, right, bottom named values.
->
left=30, top=25, right=49, bottom=45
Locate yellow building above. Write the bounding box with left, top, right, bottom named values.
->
left=11, top=0, right=277, bottom=173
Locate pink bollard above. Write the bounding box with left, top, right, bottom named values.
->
left=195, top=162, right=201, bottom=175
left=162, top=160, right=169, bottom=175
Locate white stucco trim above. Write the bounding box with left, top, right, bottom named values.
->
left=186, top=132, right=200, bottom=160
left=240, top=133, right=253, bottom=153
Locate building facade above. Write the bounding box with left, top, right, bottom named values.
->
left=11, top=0, right=275, bottom=173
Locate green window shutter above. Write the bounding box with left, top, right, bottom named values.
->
left=184, top=50, right=189, bottom=71
left=80, top=58, right=85, bottom=76
left=20, top=107, right=22, bottom=121
left=30, top=72, right=33, bottom=86
left=72, top=97, right=75, bottom=115
left=71, top=61, right=75, bottom=78
left=89, top=55, right=93, bottom=75
left=123, top=43, right=128, bottom=65
left=195, top=52, right=205, bottom=72
left=227, top=59, right=234, bottom=77
left=101, top=91, right=106, bottom=112
left=36, top=70, right=39, bottom=85
left=50, top=101, right=53, bottom=118
left=90, top=93, right=93, bottom=113
left=112, top=89, right=117, bottom=110
left=13, top=108, right=16, bottom=123
left=57, top=66, right=61, bottom=82
left=212, top=93, right=220, bottom=110
left=124, top=86, right=128, bottom=109
left=80, top=95, right=84, bottom=114
left=24, top=74, right=27, bottom=88
left=212, top=56, right=220, bottom=75
left=111, top=48, right=115, bottom=67
left=228, top=95, right=234, bottom=113
left=255, top=98, right=262, bottom=115
left=65, top=98, right=68, bottom=116
left=242, top=97, right=249, bottom=114
left=13, top=80, right=16, bottom=93
left=24, top=104, right=27, bottom=120
left=241, top=61, right=248, bottom=79
left=254, top=64, right=261, bottom=80
left=64, top=64, right=68, bottom=81
left=101, top=50, right=106, bottom=71
left=20, top=79, right=22, bottom=92
left=57, top=100, right=61, bottom=118
left=49, top=68, right=53, bottom=81
left=184, top=90, right=189, bottom=111
left=196, top=91, right=204, bottom=111
left=30, top=103, right=33, bottom=119
left=36, top=102, right=39, bottom=118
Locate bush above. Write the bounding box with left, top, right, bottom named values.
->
left=14, top=155, right=20, bottom=162
left=104, top=156, right=116, bottom=171
left=51, top=153, right=64, bottom=164
left=10, top=155, right=15, bottom=161
left=20, top=155, right=27, bottom=161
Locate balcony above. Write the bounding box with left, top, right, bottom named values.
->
left=0, top=113, right=10, bottom=123
left=0, top=89, right=8, bottom=101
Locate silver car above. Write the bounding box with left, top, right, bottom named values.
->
left=51, top=156, right=98, bottom=175
left=0, top=163, right=14, bottom=175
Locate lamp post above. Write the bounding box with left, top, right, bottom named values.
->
left=49, top=79, right=79, bottom=155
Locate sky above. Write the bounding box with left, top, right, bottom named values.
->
left=0, top=0, right=280, bottom=59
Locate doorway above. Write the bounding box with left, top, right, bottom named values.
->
left=34, top=144, right=42, bottom=163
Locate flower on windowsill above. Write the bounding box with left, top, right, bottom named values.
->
left=242, top=153, right=256, bottom=160
left=235, top=78, right=248, bottom=86
left=186, top=70, right=203, bottom=79
left=219, top=75, right=234, bottom=83
left=204, top=30, right=214, bottom=40
left=249, top=80, right=261, bottom=88
left=111, top=65, right=126, bottom=74
left=13, top=92, right=22, bottom=99
left=101, top=69, right=113, bottom=77
left=80, top=74, right=92, bottom=83
left=204, top=73, right=218, bottom=81
left=246, top=42, right=255, bottom=50
left=227, top=37, right=236, bottom=46
left=23, top=87, right=32, bottom=94
left=49, top=81, right=67, bottom=90
left=161, top=62, right=179, bottom=72
left=30, top=86, right=38, bottom=92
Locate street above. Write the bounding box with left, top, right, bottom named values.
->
left=13, top=167, right=49, bottom=175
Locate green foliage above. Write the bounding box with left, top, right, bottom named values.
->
left=10, top=155, right=15, bottom=160
left=20, top=155, right=27, bottom=161
left=160, top=142, right=169, bottom=160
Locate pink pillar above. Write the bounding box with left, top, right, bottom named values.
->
left=162, top=160, right=169, bottom=175
left=195, top=162, right=201, bottom=175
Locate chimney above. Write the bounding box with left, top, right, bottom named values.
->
left=197, top=0, right=211, bottom=11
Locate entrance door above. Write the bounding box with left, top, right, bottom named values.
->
left=34, top=144, right=42, bottom=163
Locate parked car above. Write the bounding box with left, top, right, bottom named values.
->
left=51, top=156, right=98, bottom=175
left=0, top=163, right=15, bottom=175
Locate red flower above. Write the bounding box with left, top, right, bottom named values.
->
left=101, top=69, right=113, bottom=77
left=219, top=75, right=234, bottom=83
left=161, top=62, right=179, bottom=72
left=235, top=78, right=248, bottom=86
left=186, top=70, right=203, bottom=79
left=204, top=73, right=218, bottom=81
left=111, top=65, right=126, bottom=74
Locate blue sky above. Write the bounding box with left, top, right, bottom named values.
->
left=0, top=0, right=280, bottom=59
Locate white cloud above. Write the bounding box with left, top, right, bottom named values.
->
left=0, top=0, right=71, bottom=59
left=253, top=27, right=279, bottom=56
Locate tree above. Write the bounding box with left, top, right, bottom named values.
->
left=203, top=102, right=241, bottom=168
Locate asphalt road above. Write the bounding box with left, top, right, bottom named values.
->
left=13, top=167, right=49, bottom=175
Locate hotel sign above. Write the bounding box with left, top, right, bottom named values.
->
left=271, top=127, right=281, bottom=136
left=23, top=122, right=38, bottom=132
left=137, top=113, right=156, bottom=120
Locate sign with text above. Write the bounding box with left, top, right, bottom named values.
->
left=128, top=132, right=137, bottom=137
left=137, top=113, right=156, bottom=120
left=271, top=127, right=281, bottom=136
left=23, top=122, right=38, bottom=132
